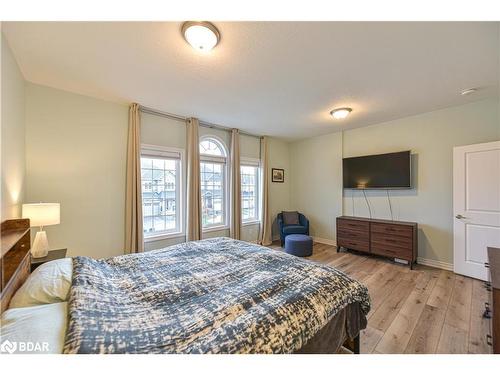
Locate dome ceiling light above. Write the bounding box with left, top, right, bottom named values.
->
left=182, top=21, right=220, bottom=52
left=460, top=88, right=478, bottom=96
left=330, top=107, right=353, bottom=120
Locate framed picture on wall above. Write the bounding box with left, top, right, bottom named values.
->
left=272, top=168, right=285, bottom=183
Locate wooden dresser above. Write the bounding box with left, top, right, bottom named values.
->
left=336, top=216, right=418, bottom=269
left=487, top=247, right=500, bottom=354
left=1, top=219, right=31, bottom=312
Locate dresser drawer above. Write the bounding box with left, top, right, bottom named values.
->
left=371, top=242, right=412, bottom=260
left=337, top=237, right=369, bottom=252
left=337, top=228, right=369, bottom=241
left=371, top=222, right=413, bottom=238
left=337, top=219, right=369, bottom=232
left=371, top=232, right=412, bottom=248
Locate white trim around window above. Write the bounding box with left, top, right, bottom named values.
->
left=240, top=157, right=261, bottom=225
left=199, top=135, right=230, bottom=232
left=141, top=144, right=185, bottom=242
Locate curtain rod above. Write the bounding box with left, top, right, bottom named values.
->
left=139, top=105, right=263, bottom=139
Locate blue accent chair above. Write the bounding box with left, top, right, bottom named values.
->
left=277, top=212, right=310, bottom=247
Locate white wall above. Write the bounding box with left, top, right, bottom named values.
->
left=19, top=79, right=499, bottom=266
left=1, top=33, right=25, bottom=220
left=267, top=137, right=291, bottom=239
left=289, top=98, right=499, bottom=265
left=343, top=98, right=499, bottom=264
left=24, top=84, right=269, bottom=257
left=25, top=83, right=128, bottom=259
left=290, top=132, right=342, bottom=243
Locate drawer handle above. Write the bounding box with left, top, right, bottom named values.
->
left=484, top=282, right=492, bottom=291
left=485, top=262, right=490, bottom=268
left=483, top=302, right=492, bottom=319
left=486, top=334, right=493, bottom=346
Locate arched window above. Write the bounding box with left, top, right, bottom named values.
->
left=199, top=138, right=226, bottom=157
left=199, top=136, right=228, bottom=228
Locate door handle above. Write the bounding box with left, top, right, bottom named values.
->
left=455, top=214, right=467, bottom=219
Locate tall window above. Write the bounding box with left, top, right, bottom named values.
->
left=241, top=160, right=260, bottom=223
left=141, top=145, right=182, bottom=238
left=200, top=137, right=227, bottom=229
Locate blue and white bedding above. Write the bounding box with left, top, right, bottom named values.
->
left=63, top=237, right=370, bottom=354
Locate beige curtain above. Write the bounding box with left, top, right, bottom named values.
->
left=258, top=136, right=272, bottom=246
left=230, top=129, right=241, bottom=239
left=186, top=117, right=202, bottom=241
left=125, top=103, right=144, bottom=253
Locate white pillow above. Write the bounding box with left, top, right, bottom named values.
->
left=0, top=302, right=67, bottom=354
left=9, top=258, right=73, bottom=309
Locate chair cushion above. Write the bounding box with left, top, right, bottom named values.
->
left=282, top=211, right=299, bottom=225
left=283, top=225, right=307, bottom=235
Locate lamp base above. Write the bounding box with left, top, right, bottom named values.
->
left=32, top=230, right=49, bottom=258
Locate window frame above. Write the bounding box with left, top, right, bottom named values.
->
left=141, top=144, right=185, bottom=242
left=240, top=157, right=261, bottom=226
left=199, top=135, right=230, bottom=232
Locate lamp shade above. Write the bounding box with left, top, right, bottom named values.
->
left=22, top=203, right=60, bottom=227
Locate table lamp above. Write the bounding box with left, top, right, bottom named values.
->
left=22, top=203, right=60, bottom=258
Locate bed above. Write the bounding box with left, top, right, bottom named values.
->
left=1, top=219, right=370, bottom=354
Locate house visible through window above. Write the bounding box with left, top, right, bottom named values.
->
left=141, top=146, right=182, bottom=238
left=200, top=137, right=227, bottom=229
left=241, top=163, right=259, bottom=222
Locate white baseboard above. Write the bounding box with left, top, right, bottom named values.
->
left=417, top=257, right=453, bottom=271
left=312, top=236, right=337, bottom=246
left=278, top=235, right=452, bottom=271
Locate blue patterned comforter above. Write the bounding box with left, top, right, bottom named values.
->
left=63, top=237, right=370, bottom=353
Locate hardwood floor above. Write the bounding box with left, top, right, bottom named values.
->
left=269, top=241, right=492, bottom=354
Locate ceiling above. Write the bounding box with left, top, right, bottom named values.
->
left=3, top=22, right=499, bottom=140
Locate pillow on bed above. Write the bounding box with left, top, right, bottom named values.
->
left=9, top=258, right=72, bottom=309
left=0, top=302, right=67, bottom=354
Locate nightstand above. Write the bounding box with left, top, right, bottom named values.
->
left=30, top=248, right=68, bottom=271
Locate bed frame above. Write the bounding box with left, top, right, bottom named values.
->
left=1, top=218, right=31, bottom=313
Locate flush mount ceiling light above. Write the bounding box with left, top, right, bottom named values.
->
left=330, top=107, right=353, bottom=120
left=460, top=88, right=478, bottom=96
left=182, top=21, right=220, bottom=52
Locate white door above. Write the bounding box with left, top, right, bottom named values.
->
left=453, top=141, right=500, bottom=281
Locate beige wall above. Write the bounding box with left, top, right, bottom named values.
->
left=25, top=83, right=128, bottom=259
left=1, top=33, right=26, bottom=220
left=290, top=132, right=342, bottom=242
left=290, top=98, right=499, bottom=265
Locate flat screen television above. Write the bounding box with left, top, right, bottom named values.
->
left=343, top=150, right=411, bottom=189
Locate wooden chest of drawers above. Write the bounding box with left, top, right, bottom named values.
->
left=487, top=247, right=500, bottom=354
left=336, top=216, right=418, bottom=269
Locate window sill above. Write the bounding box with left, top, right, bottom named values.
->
left=242, top=220, right=261, bottom=227
left=144, top=232, right=185, bottom=243
left=202, top=225, right=230, bottom=234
